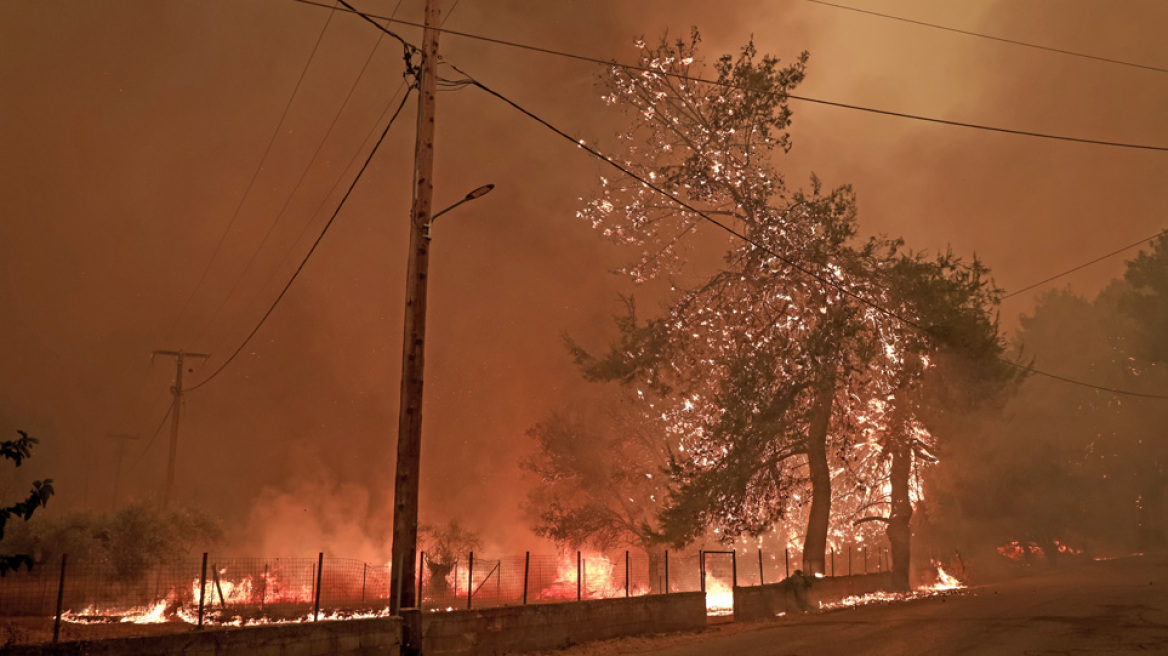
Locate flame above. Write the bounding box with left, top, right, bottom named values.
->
left=926, top=560, right=964, bottom=591
left=539, top=552, right=645, bottom=601
left=63, top=567, right=322, bottom=626
left=704, top=576, right=734, bottom=616
left=997, top=540, right=1081, bottom=562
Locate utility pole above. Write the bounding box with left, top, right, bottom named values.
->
left=389, top=0, right=441, bottom=626
left=152, top=349, right=209, bottom=508
left=104, top=432, right=139, bottom=510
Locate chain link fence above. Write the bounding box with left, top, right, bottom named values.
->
left=0, top=542, right=894, bottom=646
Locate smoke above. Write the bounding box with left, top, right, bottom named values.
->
left=1, top=1, right=1165, bottom=567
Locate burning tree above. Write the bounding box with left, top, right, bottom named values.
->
left=575, top=32, right=907, bottom=573
left=419, top=519, right=480, bottom=597
left=575, top=32, right=1016, bottom=588
left=1114, top=234, right=1168, bottom=548
left=1, top=430, right=53, bottom=576
left=934, top=236, right=1168, bottom=561
left=866, top=252, right=1017, bottom=589
left=521, top=390, right=671, bottom=587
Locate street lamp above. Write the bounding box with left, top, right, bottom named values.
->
left=390, top=181, right=495, bottom=619
left=425, top=184, right=495, bottom=238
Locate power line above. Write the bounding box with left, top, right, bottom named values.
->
left=201, top=0, right=464, bottom=362
left=290, top=0, right=1168, bottom=152
left=296, top=4, right=1168, bottom=399
left=129, top=399, right=175, bottom=470
left=1002, top=228, right=1167, bottom=300
left=803, top=0, right=1168, bottom=76
left=443, top=61, right=1168, bottom=401
left=191, top=0, right=407, bottom=349
left=164, top=4, right=340, bottom=346
left=187, top=84, right=417, bottom=393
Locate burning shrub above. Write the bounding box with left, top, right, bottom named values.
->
left=420, top=519, right=480, bottom=596
left=0, top=503, right=222, bottom=581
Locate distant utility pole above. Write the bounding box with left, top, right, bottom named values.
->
left=389, top=0, right=441, bottom=623
left=104, top=432, right=139, bottom=510
left=152, top=349, right=209, bottom=508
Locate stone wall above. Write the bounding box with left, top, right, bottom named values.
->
left=6, top=617, right=402, bottom=656
left=422, top=592, right=707, bottom=656
left=734, top=573, right=892, bottom=622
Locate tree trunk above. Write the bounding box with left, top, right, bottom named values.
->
left=802, top=377, right=835, bottom=575
left=886, top=439, right=912, bottom=591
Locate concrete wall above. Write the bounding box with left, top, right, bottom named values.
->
left=422, top=592, right=707, bottom=656
left=734, top=573, right=892, bottom=622
left=7, top=617, right=402, bottom=656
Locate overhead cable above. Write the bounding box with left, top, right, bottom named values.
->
left=164, top=4, right=341, bottom=345
left=290, top=0, right=1168, bottom=152
left=296, top=2, right=1168, bottom=399
left=804, top=0, right=1168, bottom=75
left=445, top=61, right=1168, bottom=400
left=1003, top=228, right=1168, bottom=299
left=187, top=85, right=416, bottom=392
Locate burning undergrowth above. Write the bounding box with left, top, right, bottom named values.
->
left=820, top=560, right=967, bottom=612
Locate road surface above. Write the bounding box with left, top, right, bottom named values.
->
left=524, top=554, right=1168, bottom=655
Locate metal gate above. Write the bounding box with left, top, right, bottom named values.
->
left=700, top=550, right=736, bottom=616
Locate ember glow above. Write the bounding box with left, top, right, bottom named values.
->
left=704, top=576, right=734, bottom=616
left=997, top=541, right=1083, bottom=562
left=539, top=552, right=647, bottom=601
left=62, top=568, right=342, bottom=627
left=926, top=561, right=964, bottom=591
left=822, top=561, right=966, bottom=610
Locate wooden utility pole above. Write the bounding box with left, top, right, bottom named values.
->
left=388, top=0, right=441, bottom=622
left=105, top=432, right=139, bottom=510
left=153, top=349, right=209, bottom=508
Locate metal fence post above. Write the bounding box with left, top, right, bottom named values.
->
left=362, top=563, right=368, bottom=606
left=261, top=563, right=268, bottom=612
left=212, top=565, right=227, bottom=610
left=864, top=547, right=869, bottom=574
left=758, top=549, right=764, bottom=585
left=314, top=552, right=323, bottom=621
left=731, top=551, right=738, bottom=588
left=830, top=549, right=835, bottom=577
left=625, top=550, right=630, bottom=598
left=699, top=550, right=705, bottom=593
left=784, top=548, right=790, bottom=578
left=197, top=552, right=208, bottom=629
left=576, top=551, right=582, bottom=601
left=416, top=552, right=424, bottom=611
left=52, top=553, right=67, bottom=644
left=467, top=552, right=474, bottom=610
left=522, top=552, right=530, bottom=605
left=664, top=550, right=670, bottom=594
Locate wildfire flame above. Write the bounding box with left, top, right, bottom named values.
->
left=539, top=552, right=645, bottom=601
left=704, top=576, right=734, bottom=616
left=63, top=568, right=337, bottom=627
left=926, top=561, right=963, bottom=591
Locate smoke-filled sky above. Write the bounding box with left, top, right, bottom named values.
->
left=2, top=1, right=1166, bottom=559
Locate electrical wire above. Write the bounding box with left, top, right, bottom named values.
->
left=191, top=0, right=407, bottom=349
left=1002, top=228, right=1168, bottom=300
left=443, top=61, right=1168, bottom=400
left=290, top=3, right=1168, bottom=399
left=163, top=4, right=341, bottom=346
left=803, top=0, right=1168, bottom=75
left=200, top=0, right=465, bottom=363
left=187, top=85, right=416, bottom=392
left=290, top=0, right=1168, bottom=152
left=129, top=399, right=175, bottom=469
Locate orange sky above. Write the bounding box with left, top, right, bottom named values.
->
left=2, top=0, right=1165, bottom=558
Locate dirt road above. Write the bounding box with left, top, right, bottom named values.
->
left=524, top=554, right=1168, bottom=655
